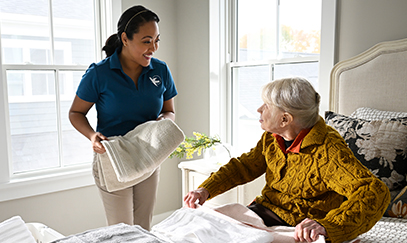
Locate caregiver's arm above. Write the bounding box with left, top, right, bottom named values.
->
left=157, top=98, right=175, bottom=121
left=69, top=95, right=108, bottom=154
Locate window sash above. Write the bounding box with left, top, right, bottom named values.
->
left=229, top=57, right=319, bottom=152
left=0, top=0, right=113, bottom=202
left=227, top=0, right=322, bottom=153
left=3, top=64, right=92, bottom=175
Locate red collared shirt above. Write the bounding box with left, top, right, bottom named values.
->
left=272, top=128, right=311, bottom=154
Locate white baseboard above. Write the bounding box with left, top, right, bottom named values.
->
left=152, top=210, right=175, bottom=226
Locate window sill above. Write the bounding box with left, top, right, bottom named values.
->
left=0, top=166, right=94, bottom=202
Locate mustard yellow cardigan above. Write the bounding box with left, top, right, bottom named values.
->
left=199, top=117, right=390, bottom=243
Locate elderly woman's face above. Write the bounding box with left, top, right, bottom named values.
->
left=257, top=103, right=285, bottom=133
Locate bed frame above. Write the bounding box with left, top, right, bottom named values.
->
left=330, top=38, right=407, bottom=115
left=329, top=38, right=407, bottom=242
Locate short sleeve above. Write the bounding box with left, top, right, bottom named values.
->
left=76, top=63, right=100, bottom=103
left=163, top=64, right=177, bottom=101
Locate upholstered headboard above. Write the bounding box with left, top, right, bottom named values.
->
left=329, top=38, right=407, bottom=115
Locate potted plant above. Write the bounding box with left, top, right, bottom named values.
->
left=170, top=132, right=231, bottom=162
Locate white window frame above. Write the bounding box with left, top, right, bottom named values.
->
left=0, top=0, right=121, bottom=202
left=209, top=0, right=336, bottom=145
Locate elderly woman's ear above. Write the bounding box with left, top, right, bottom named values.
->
left=281, top=112, right=293, bottom=127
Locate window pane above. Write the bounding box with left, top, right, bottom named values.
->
left=237, top=0, right=278, bottom=62
left=7, top=72, right=24, bottom=96
left=274, top=61, right=319, bottom=90
left=237, top=0, right=321, bottom=62
left=232, top=65, right=269, bottom=152
left=0, top=0, right=96, bottom=65
left=52, top=0, right=96, bottom=65
left=59, top=71, right=96, bottom=166
left=7, top=70, right=59, bottom=173
left=0, top=0, right=52, bottom=64
left=32, top=72, right=55, bottom=95
left=3, top=48, right=23, bottom=64
left=30, top=49, right=50, bottom=65
left=279, top=0, right=321, bottom=57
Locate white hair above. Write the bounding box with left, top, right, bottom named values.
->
left=261, top=77, right=320, bottom=129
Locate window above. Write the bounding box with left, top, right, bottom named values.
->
left=0, top=0, right=112, bottom=201
left=228, top=0, right=322, bottom=153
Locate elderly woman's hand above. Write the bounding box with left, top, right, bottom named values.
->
left=183, top=188, right=210, bottom=208
left=294, top=218, right=327, bottom=242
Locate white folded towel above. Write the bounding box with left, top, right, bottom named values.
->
left=98, top=119, right=184, bottom=192
left=0, top=216, right=36, bottom=243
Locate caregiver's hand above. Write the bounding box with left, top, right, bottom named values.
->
left=184, top=188, right=210, bottom=209
left=91, top=132, right=108, bottom=154
left=294, top=218, right=327, bottom=242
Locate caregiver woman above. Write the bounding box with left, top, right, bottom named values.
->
left=69, top=5, right=177, bottom=230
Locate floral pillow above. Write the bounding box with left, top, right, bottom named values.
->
left=385, top=185, right=407, bottom=218
left=325, top=111, right=407, bottom=192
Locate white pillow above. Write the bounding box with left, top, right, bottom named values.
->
left=350, top=107, right=407, bottom=120
left=0, top=216, right=36, bottom=243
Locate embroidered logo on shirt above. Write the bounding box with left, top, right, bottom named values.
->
left=149, top=75, right=162, bottom=87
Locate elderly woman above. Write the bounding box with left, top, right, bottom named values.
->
left=184, top=77, right=390, bottom=243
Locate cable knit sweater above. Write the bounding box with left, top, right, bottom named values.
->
left=199, top=117, right=390, bottom=243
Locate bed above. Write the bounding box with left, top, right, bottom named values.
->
left=2, top=38, right=407, bottom=243
left=326, top=37, right=407, bottom=242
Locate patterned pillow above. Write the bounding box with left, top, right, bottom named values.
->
left=325, top=111, right=407, bottom=191
left=385, top=185, right=407, bottom=218
left=351, top=107, right=407, bottom=121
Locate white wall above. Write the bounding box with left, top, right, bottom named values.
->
left=174, top=0, right=211, bottom=137
left=336, top=0, right=407, bottom=62
left=2, top=0, right=407, bottom=237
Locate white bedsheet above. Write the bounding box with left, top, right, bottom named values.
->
left=152, top=203, right=326, bottom=243
left=151, top=206, right=273, bottom=243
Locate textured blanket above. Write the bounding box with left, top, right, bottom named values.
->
left=51, top=223, right=166, bottom=243
left=98, top=119, right=184, bottom=192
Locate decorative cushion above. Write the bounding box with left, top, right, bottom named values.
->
left=351, top=107, right=407, bottom=121
left=385, top=185, right=407, bottom=218
left=325, top=111, right=407, bottom=191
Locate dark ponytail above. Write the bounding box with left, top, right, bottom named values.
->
left=102, top=5, right=160, bottom=57
left=102, top=34, right=120, bottom=57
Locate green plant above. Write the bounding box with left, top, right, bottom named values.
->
left=170, top=132, right=228, bottom=159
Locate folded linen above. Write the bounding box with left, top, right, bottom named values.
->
left=0, top=216, right=36, bottom=243
left=98, top=119, right=184, bottom=192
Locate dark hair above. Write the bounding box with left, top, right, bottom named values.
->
left=102, top=5, right=160, bottom=57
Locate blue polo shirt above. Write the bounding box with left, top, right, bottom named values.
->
left=76, top=49, right=178, bottom=137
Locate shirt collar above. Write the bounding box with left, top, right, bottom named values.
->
left=273, top=128, right=311, bottom=154
left=109, top=48, right=154, bottom=73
